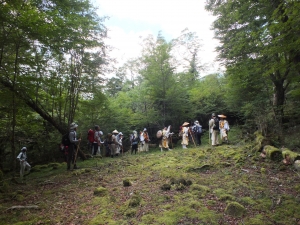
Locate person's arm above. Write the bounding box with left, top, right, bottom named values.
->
left=69, top=131, right=79, bottom=144
left=17, top=152, right=23, bottom=162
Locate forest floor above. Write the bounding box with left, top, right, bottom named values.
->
left=1, top=128, right=300, bottom=225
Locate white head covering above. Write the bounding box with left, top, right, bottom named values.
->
left=143, top=128, right=147, bottom=131
left=21, top=147, right=27, bottom=151
left=70, top=122, right=78, bottom=129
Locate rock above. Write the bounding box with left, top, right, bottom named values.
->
left=225, top=201, right=246, bottom=217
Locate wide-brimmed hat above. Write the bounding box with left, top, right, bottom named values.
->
left=182, top=122, right=189, bottom=127
left=143, top=128, right=147, bottom=131
left=119, top=132, right=123, bottom=136
left=218, top=114, right=227, bottom=118
left=99, top=131, right=103, bottom=135
left=21, top=147, right=27, bottom=151
left=70, top=122, right=78, bottom=129
left=194, top=120, right=199, bottom=124
left=112, top=129, right=119, bottom=134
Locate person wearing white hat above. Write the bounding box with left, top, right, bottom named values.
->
left=218, top=115, right=230, bottom=143
left=141, top=128, right=150, bottom=152
left=68, top=122, right=81, bottom=170
left=17, top=147, right=31, bottom=179
left=110, top=130, right=119, bottom=157
left=159, top=126, right=172, bottom=152
left=93, top=125, right=104, bottom=156
left=181, top=122, right=190, bottom=149
left=192, top=120, right=202, bottom=146
left=209, top=113, right=219, bottom=146
left=116, top=132, right=123, bottom=156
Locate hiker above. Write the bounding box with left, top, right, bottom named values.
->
left=192, top=120, right=202, bottom=146
left=138, top=130, right=145, bottom=152
left=87, top=128, right=94, bottom=155
left=116, top=132, right=123, bottom=156
left=110, top=130, right=119, bottom=157
left=92, top=125, right=100, bottom=156
left=67, top=122, right=81, bottom=170
left=181, top=122, right=190, bottom=149
left=219, top=115, right=230, bottom=143
left=104, top=133, right=112, bottom=157
left=130, top=130, right=139, bottom=154
left=97, top=131, right=104, bottom=155
left=142, top=128, right=150, bottom=152
left=159, top=125, right=172, bottom=151
left=17, top=147, right=31, bottom=179
left=209, top=113, right=219, bottom=146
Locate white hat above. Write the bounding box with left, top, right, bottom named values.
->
left=112, top=129, right=119, bottom=134
left=70, top=122, right=78, bottom=129
left=143, top=128, right=147, bottom=131
left=119, top=132, right=123, bottom=136
left=218, top=114, right=227, bottom=118
left=182, top=122, right=189, bottom=127
left=99, top=131, right=103, bottom=135
left=194, top=120, right=199, bottom=124
left=21, top=147, right=27, bottom=151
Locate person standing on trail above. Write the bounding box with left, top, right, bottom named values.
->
left=181, top=122, right=190, bottom=149
left=130, top=130, right=139, bottom=154
left=192, top=120, right=202, bottom=146
left=110, top=130, right=119, bottom=157
left=17, top=147, right=31, bottom=179
left=159, top=125, right=173, bottom=152
left=68, top=122, right=81, bottom=170
left=219, top=115, right=230, bottom=143
left=209, top=113, right=219, bottom=146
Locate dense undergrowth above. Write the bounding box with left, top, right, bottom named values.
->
left=0, top=127, right=300, bottom=225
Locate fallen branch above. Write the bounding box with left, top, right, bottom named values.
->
left=6, top=205, right=39, bottom=211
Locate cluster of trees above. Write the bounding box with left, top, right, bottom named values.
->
left=0, top=0, right=299, bottom=171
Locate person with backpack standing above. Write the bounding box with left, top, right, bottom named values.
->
left=87, top=128, right=95, bottom=155
left=192, top=120, right=202, bottom=146
left=130, top=130, right=139, bottom=154
left=68, top=122, right=81, bottom=170
left=209, top=113, right=220, bottom=146
left=17, top=147, right=31, bottom=179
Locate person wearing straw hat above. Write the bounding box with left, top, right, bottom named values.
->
left=181, top=122, right=190, bottom=149
left=68, top=122, right=81, bottom=170
left=218, top=114, right=230, bottom=143
left=209, top=113, right=219, bottom=146
left=159, top=125, right=172, bottom=152
left=110, top=130, right=119, bottom=157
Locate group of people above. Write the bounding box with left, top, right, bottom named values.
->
left=17, top=114, right=230, bottom=175
left=209, top=113, right=230, bottom=146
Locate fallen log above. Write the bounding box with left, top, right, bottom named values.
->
left=261, top=145, right=283, bottom=161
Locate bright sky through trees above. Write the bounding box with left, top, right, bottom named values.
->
left=93, top=0, right=221, bottom=75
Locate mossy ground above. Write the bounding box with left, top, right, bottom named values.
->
left=1, top=127, right=300, bottom=224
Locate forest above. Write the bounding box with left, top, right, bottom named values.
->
left=1, top=0, right=299, bottom=171
left=1, top=0, right=300, bottom=224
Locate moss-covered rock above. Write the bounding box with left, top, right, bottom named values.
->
left=94, top=187, right=108, bottom=197
left=123, top=178, right=132, bottom=187
left=160, top=184, right=171, bottom=191
left=225, top=201, right=246, bottom=217
left=128, top=194, right=141, bottom=207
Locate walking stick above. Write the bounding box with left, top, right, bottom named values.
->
left=74, top=133, right=82, bottom=165
left=188, top=128, right=196, bottom=147
left=170, top=135, right=173, bottom=149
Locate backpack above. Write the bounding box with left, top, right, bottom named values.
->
left=213, top=118, right=219, bottom=130
left=88, top=129, right=95, bottom=143
left=193, top=125, right=202, bottom=134
left=61, top=133, right=71, bottom=147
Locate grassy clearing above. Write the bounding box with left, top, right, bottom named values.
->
left=1, top=127, right=300, bottom=224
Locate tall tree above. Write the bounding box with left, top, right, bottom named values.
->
left=206, top=0, right=300, bottom=135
